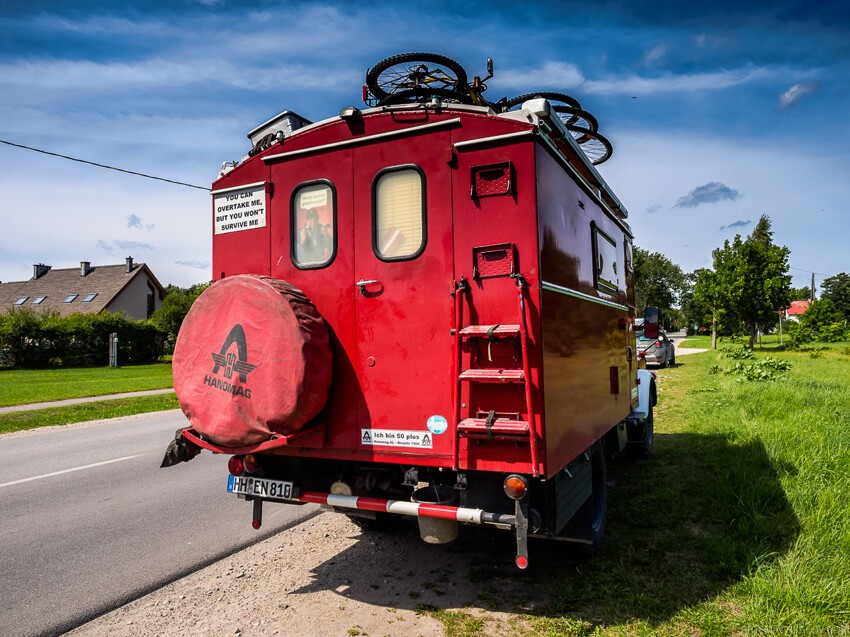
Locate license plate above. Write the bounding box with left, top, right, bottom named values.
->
left=227, top=475, right=296, bottom=501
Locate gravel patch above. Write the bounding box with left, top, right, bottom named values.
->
left=65, top=512, right=530, bottom=637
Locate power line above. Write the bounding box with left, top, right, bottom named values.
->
left=788, top=265, right=830, bottom=277
left=0, top=139, right=211, bottom=192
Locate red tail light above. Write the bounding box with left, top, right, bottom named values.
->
left=655, top=340, right=662, bottom=348
left=228, top=455, right=245, bottom=476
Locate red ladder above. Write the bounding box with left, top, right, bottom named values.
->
left=452, top=276, right=540, bottom=476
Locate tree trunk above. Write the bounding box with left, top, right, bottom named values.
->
left=711, top=316, right=717, bottom=350
left=748, top=326, right=757, bottom=350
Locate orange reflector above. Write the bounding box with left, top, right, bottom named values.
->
left=503, top=474, right=528, bottom=500
left=243, top=454, right=258, bottom=474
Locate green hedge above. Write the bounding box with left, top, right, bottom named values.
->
left=0, top=309, right=164, bottom=368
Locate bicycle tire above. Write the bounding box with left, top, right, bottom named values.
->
left=553, top=105, right=599, bottom=139
left=366, top=52, right=468, bottom=101
left=378, top=86, right=473, bottom=106
left=565, top=126, right=613, bottom=165
left=503, top=91, right=582, bottom=111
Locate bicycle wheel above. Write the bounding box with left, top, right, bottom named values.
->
left=566, top=126, right=613, bottom=165
left=378, top=86, right=473, bottom=106
left=553, top=105, right=599, bottom=139
left=503, top=91, right=582, bottom=111
left=366, top=52, right=468, bottom=101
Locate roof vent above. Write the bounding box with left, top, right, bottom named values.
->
left=81, top=261, right=92, bottom=277
left=247, top=111, right=312, bottom=147
left=33, top=263, right=51, bottom=279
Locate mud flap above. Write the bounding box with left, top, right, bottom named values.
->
left=160, top=428, right=202, bottom=468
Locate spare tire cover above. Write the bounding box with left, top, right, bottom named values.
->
left=173, top=275, right=332, bottom=447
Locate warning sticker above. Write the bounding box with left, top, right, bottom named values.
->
left=361, top=429, right=433, bottom=449
left=213, top=183, right=267, bottom=235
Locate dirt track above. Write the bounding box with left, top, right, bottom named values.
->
left=66, top=511, right=535, bottom=637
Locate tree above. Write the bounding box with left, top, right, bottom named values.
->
left=789, top=286, right=811, bottom=301
left=786, top=299, right=846, bottom=345
left=633, top=247, right=686, bottom=324
left=707, top=215, right=791, bottom=349
left=692, top=268, right=729, bottom=348
left=821, top=273, right=850, bottom=323
left=150, top=282, right=210, bottom=348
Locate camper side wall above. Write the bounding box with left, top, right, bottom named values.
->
left=535, top=145, right=637, bottom=476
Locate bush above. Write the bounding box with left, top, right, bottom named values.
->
left=0, top=309, right=164, bottom=368
left=819, top=322, right=848, bottom=343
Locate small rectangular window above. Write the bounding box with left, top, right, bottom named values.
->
left=14, top=296, right=28, bottom=306
left=592, top=226, right=619, bottom=293
left=292, top=182, right=335, bottom=268
left=32, top=296, right=47, bottom=305
left=374, top=167, right=425, bottom=260
left=64, top=294, right=79, bottom=303
left=82, top=293, right=98, bottom=302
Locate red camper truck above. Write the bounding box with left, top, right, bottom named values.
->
left=163, top=54, right=658, bottom=568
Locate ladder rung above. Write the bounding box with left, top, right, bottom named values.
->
left=458, top=418, right=530, bottom=436
left=459, top=368, right=525, bottom=383
left=459, top=324, right=521, bottom=338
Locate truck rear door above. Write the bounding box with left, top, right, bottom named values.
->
left=352, top=130, right=455, bottom=462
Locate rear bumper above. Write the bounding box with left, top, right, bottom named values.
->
left=296, top=491, right=516, bottom=527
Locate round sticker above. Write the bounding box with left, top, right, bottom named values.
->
left=426, top=415, right=448, bottom=435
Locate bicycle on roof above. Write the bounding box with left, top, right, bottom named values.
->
left=363, top=52, right=613, bottom=165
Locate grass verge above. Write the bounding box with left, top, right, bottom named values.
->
left=0, top=363, right=173, bottom=407
left=427, top=342, right=850, bottom=636
left=0, top=393, right=179, bottom=434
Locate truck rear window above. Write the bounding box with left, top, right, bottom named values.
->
left=373, top=167, right=425, bottom=260
left=292, top=181, right=336, bottom=268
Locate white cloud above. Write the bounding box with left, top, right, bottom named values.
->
left=778, top=81, right=820, bottom=110
left=175, top=259, right=211, bottom=269
left=641, top=44, right=668, bottom=66
left=585, top=66, right=779, bottom=96
left=600, top=131, right=850, bottom=277
left=498, top=61, right=585, bottom=91
left=127, top=213, right=143, bottom=229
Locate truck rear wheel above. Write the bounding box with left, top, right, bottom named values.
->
left=628, top=402, right=654, bottom=459
left=563, top=441, right=607, bottom=558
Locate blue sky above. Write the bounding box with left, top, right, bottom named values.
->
left=1, top=0, right=848, bottom=291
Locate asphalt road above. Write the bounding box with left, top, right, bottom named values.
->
left=0, top=411, right=318, bottom=637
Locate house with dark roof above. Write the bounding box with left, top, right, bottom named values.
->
left=0, top=257, right=165, bottom=320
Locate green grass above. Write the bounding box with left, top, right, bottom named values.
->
left=0, top=393, right=180, bottom=434
left=429, top=341, right=850, bottom=636
left=0, top=363, right=173, bottom=407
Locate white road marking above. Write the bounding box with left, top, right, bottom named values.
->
left=0, top=455, right=144, bottom=489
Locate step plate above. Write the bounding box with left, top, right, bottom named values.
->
left=459, top=369, right=525, bottom=383
left=458, top=418, right=529, bottom=438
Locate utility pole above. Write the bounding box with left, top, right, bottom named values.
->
left=811, top=272, right=816, bottom=302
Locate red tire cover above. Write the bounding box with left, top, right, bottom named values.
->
left=173, top=275, right=332, bottom=447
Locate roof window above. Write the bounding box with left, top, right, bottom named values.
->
left=32, top=296, right=47, bottom=305
left=14, top=296, right=28, bottom=306
left=82, top=293, right=98, bottom=302
left=64, top=294, right=79, bottom=303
